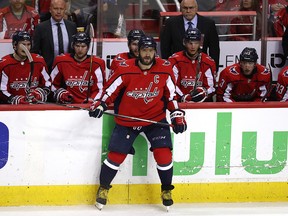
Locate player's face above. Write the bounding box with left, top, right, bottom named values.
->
left=129, top=40, right=139, bottom=58
left=73, top=43, right=88, bottom=61
left=184, top=40, right=201, bottom=57
left=15, top=40, right=31, bottom=60
left=139, top=47, right=156, bottom=66
left=10, top=0, right=25, bottom=11
left=50, top=0, right=66, bottom=22
left=240, top=61, right=256, bottom=76
left=181, top=0, right=198, bottom=21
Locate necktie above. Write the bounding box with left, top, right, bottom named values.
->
left=56, top=23, right=64, bottom=55
left=187, top=21, right=193, bottom=32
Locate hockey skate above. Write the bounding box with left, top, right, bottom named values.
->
left=95, top=185, right=110, bottom=210
left=161, top=185, right=174, bottom=211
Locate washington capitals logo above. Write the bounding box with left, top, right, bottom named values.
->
left=65, top=71, right=93, bottom=93
left=126, top=75, right=160, bottom=104
left=10, top=77, right=38, bottom=90
left=181, top=72, right=202, bottom=88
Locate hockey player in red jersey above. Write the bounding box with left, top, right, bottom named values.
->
left=109, top=29, right=145, bottom=78
left=51, top=32, right=106, bottom=104
left=0, top=0, right=40, bottom=39
left=275, top=65, right=288, bottom=101
left=168, top=28, right=216, bottom=103
left=89, top=36, right=187, bottom=210
left=0, top=31, right=51, bottom=104
left=216, top=47, right=272, bottom=102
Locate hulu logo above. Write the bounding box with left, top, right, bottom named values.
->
left=102, top=112, right=288, bottom=176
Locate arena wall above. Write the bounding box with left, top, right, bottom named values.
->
left=0, top=102, right=288, bottom=205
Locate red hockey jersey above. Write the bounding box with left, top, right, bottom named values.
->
left=276, top=65, right=288, bottom=101
left=101, top=58, right=179, bottom=127
left=109, top=52, right=132, bottom=78
left=217, top=63, right=271, bottom=102
left=51, top=54, right=106, bottom=103
left=0, top=5, right=40, bottom=39
left=0, top=53, right=50, bottom=103
left=168, top=51, right=216, bottom=100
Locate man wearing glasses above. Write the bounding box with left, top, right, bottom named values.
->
left=160, top=0, right=220, bottom=71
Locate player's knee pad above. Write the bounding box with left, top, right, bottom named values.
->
left=107, top=151, right=127, bottom=165
left=153, top=148, right=172, bottom=166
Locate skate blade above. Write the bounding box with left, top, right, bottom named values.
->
left=95, top=202, right=104, bottom=210
left=166, top=206, right=170, bottom=212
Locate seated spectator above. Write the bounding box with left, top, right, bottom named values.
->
left=274, top=4, right=288, bottom=37
left=0, top=0, right=40, bottom=39
left=229, top=0, right=262, bottom=41
left=265, top=0, right=287, bottom=15
left=215, top=0, right=240, bottom=41
left=275, top=65, right=288, bottom=101
left=50, top=32, right=106, bottom=104
left=216, top=47, right=272, bottom=102
left=33, top=0, right=51, bottom=22
left=0, top=31, right=51, bottom=104
left=262, top=0, right=287, bottom=36
left=168, top=28, right=216, bottom=103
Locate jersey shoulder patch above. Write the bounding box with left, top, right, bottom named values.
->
left=119, top=61, right=129, bottom=67
left=163, top=59, right=171, bottom=66
left=283, top=70, right=288, bottom=77
left=229, top=66, right=239, bottom=75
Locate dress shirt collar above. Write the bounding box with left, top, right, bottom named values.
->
left=50, top=18, right=65, bottom=26
left=183, top=14, right=198, bottom=28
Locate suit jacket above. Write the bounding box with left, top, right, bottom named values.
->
left=160, top=14, right=220, bottom=71
left=32, top=19, right=77, bottom=73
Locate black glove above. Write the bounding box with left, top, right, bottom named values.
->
left=89, top=100, right=107, bottom=118
left=170, top=109, right=187, bottom=134
left=190, top=86, right=207, bottom=102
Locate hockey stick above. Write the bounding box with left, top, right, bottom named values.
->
left=20, top=44, right=34, bottom=95
left=192, top=52, right=202, bottom=95
left=84, top=23, right=95, bottom=103
left=36, top=101, right=173, bottom=127
left=261, top=63, right=273, bottom=102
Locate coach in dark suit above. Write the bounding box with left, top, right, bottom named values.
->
left=160, top=0, right=220, bottom=70
left=32, top=0, right=77, bottom=73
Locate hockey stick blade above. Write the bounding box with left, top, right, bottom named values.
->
left=20, top=44, right=33, bottom=63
